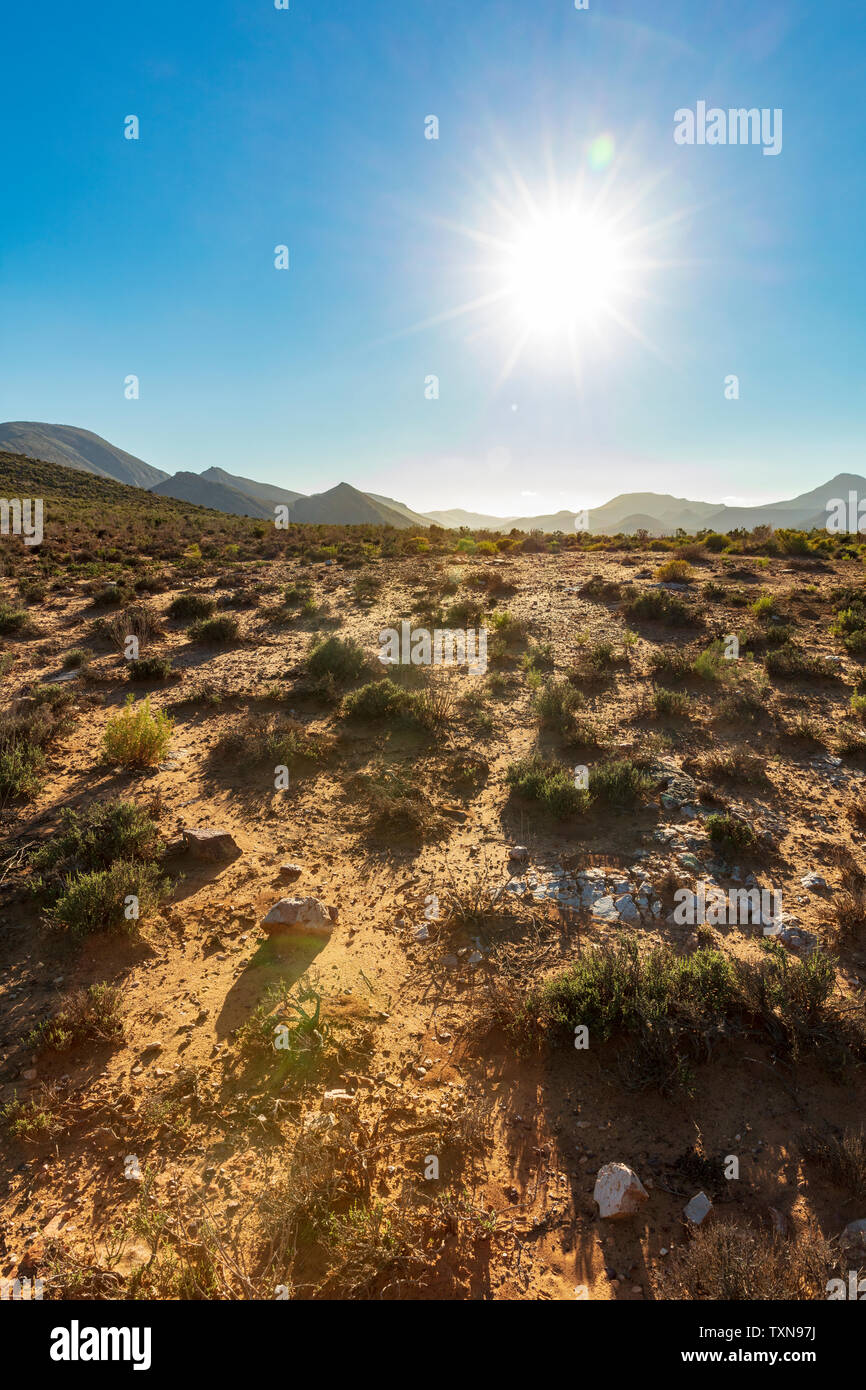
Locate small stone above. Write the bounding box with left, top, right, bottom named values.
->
left=684, top=1191, right=712, bottom=1225
left=509, top=845, right=530, bottom=862
left=141, top=1042, right=163, bottom=1055
left=279, top=863, right=303, bottom=883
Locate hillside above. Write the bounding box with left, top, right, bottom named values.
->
left=0, top=422, right=168, bottom=489
left=150, top=471, right=274, bottom=519
left=290, top=482, right=419, bottom=528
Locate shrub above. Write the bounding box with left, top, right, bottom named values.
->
left=343, top=678, right=408, bottom=721
left=167, top=592, right=216, bottom=621
left=28, top=983, right=124, bottom=1051
left=307, top=635, right=369, bottom=684
left=32, top=799, right=163, bottom=878
left=0, top=603, right=29, bottom=634
left=533, top=677, right=583, bottom=734
left=127, top=655, right=173, bottom=681
left=189, top=614, right=238, bottom=643
left=625, top=589, right=695, bottom=626
left=653, top=688, right=691, bottom=717
left=505, top=754, right=590, bottom=818
left=62, top=647, right=91, bottom=670
left=765, top=644, right=837, bottom=679
left=705, top=813, right=757, bottom=852
left=590, top=757, right=651, bottom=809
left=655, top=558, right=693, bottom=583
left=103, top=695, right=173, bottom=768
left=48, top=861, right=170, bottom=936
left=661, top=1221, right=834, bottom=1300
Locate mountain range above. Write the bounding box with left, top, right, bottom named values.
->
left=0, top=421, right=860, bottom=536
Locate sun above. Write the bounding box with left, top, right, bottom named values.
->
left=499, top=208, right=630, bottom=338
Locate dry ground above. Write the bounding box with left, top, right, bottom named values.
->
left=2, top=545, right=866, bottom=1300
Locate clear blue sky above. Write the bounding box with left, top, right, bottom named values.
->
left=2, top=1, right=864, bottom=514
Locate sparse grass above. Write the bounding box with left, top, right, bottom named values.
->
left=660, top=1221, right=836, bottom=1300
left=801, top=1126, right=866, bottom=1203
left=28, top=983, right=124, bottom=1052
left=214, top=714, right=326, bottom=769
left=103, top=694, right=173, bottom=768
left=697, top=750, right=767, bottom=784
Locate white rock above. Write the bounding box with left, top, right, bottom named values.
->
left=593, top=1163, right=649, bottom=1219
left=509, top=845, right=529, bottom=862
left=615, top=895, right=639, bottom=922
left=800, top=872, right=828, bottom=889
left=684, top=1191, right=713, bottom=1224
left=591, top=895, right=619, bottom=923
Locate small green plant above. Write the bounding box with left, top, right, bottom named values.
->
left=705, top=813, right=757, bottom=852
left=103, top=694, right=174, bottom=768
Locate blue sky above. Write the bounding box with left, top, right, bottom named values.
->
left=2, top=1, right=864, bottom=514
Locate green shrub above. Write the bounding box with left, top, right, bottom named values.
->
left=103, top=694, right=173, bottom=768
left=505, top=754, right=590, bottom=818
left=48, top=861, right=170, bottom=936
left=590, top=757, right=651, bottom=809
left=533, top=677, right=583, bottom=733
left=706, top=813, right=757, bottom=852
left=307, top=635, right=369, bottom=684
left=625, top=589, right=695, bottom=626
left=189, top=614, right=238, bottom=643
left=127, top=655, right=173, bottom=681
left=167, top=592, right=216, bottom=621
left=32, top=799, right=163, bottom=878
